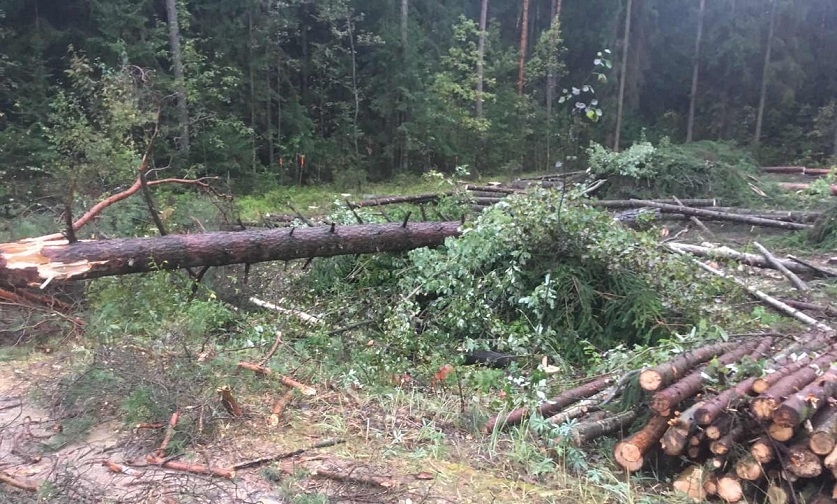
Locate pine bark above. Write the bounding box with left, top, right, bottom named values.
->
left=164, top=0, right=190, bottom=153
left=810, top=405, right=837, bottom=455
left=686, top=0, right=705, bottom=143
left=752, top=348, right=837, bottom=420
left=694, top=377, right=757, bottom=426
left=639, top=342, right=734, bottom=391
left=0, top=222, right=462, bottom=288
left=649, top=339, right=765, bottom=416
left=484, top=375, right=614, bottom=432
left=614, top=414, right=670, bottom=472
left=772, top=365, right=837, bottom=428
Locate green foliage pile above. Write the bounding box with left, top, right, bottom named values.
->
left=365, top=188, right=730, bottom=366
left=588, top=139, right=759, bottom=204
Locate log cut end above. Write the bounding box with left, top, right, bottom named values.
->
left=672, top=465, right=706, bottom=502
left=787, top=445, right=823, bottom=478
left=639, top=369, right=663, bottom=391
left=614, top=441, right=644, bottom=472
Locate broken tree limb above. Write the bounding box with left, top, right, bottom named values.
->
left=673, top=195, right=712, bottom=235
left=638, top=342, right=735, bottom=392
left=237, top=362, right=317, bottom=396
left=40, top=176, right=222, bottom=242
left=483, top=375, right=614, bottom=433
left=753, top=241, right=808, bottom=291
left=614, top=414, right=671, bottom=472
left=232, top=438, right=345, bottom=471
left=780, top=299, right=837, bottom=317
left=353, top=192, right=455, bottom=207
left=0, top=221, right=462, bottom=289
left=629, top=200, right=812, bottom=229
left=669, top=249, right=835, bottom=333
left=146, top=454, right=234, bottom=479
left=788, top=255, right=837, bottom=277
left=0, top=471, right=39, bottom=492
left=249, top=297, right=323, bottom=325
left=667, top=242, right=817, bottom=275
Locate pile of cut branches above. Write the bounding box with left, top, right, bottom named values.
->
left=486, top=331, right=837, bottom=503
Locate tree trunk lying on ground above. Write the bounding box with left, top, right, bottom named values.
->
left=762, top=166, right=834, bottom=176
left=667, top=242, right=824, bottom=276
left=630, top=200, right=812, bottom=230
left=778, top=182, right=837, bottom=196
left=0, top=221, right=462, bottom=288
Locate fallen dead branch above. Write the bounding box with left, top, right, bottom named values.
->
left=103, top=460, right=142, bottom=476
left=249, top=297, right=323, bottom=325
left=237, top=361, right=317, bottom=396
left=667, top=242, right=819, bottom=275
left=232, top=438, right=345, bottom=470
left=753, top=241, right=808, bottom=291
left=269, top=389, right=297, bottom=426
left=0, top=470, right=39, bottom=492
left=630, top=199, right=812, bottom=230
left=146, top=454, right=235, bottom=479
left=483, top=374, right=614, bottom=433
left=155, top=411, right=180, bottom=458
left=313, top=465, right=398, bottom=488
left=667, top=246, right=835, bottom=332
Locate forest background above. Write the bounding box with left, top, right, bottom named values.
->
left=2, top=0, right=837, bottom=201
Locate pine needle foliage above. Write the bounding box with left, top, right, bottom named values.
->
left=382, top=188, right=727, bottom=365
left=588, top=139, right=759, bottom=205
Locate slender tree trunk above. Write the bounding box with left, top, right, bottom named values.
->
left=686, top=0, right=705, bottom=143
left=266, top=46, right=274, bottom=167
left=400, top=0, right=409, bottom=173
left=401, top=0, right=408, bottom=49
left=754, top=0, right=777, bottom=147
left=545, top=0, right=561, bottom=169
left=517, top=0, right=530, bottom=96
left=476, top=0, right=489, bottom=118
left=614, top=0, right=633, bottom=152
left=346, top=12, right=360, bottom=157
left=832, top=111, right=837, bottom=158
left=164, top=0, right=189, bottom=153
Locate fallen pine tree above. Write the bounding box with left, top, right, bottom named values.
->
left=0, top=221, right=462, bottom=288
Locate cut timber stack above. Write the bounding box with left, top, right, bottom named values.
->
left=485, top=332, right=837, bottom=503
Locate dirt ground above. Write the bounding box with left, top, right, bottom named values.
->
left=0, top=346, right=576, bottom=504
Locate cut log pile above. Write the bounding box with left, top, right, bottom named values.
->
left=485, top=332, right=837, bottom=502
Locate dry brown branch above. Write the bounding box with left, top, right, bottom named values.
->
left=0, top=471, right=39, bottom=492
left=237, top=361, right=317, bottom=396
left=146, top=454, right=234, bottom=479
left=269, top=389, right=297, bottom=426
left=312, top=466, right=398, bottom=488
left=39, top=176, right=221, bottom=241
left=483, top=375, right=614, bottom=433
left=103, top=460, right=142, bottom=476
left=217, top=386, right=243, bottom=417
left=753, top=241, right=808, bottom=291
left=156, top=411, right=180, bottom=458
left=259, top=331, right=284, bottom=366
left=232, top=438, right=345, bottom=470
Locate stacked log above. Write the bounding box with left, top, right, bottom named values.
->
left=485, top=332, right=837, bottom=502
